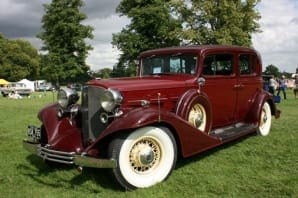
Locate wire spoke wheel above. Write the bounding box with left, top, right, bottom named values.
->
left=129, top=137, right=161, bottom=173
left=109, top=126, right=177, bottom=189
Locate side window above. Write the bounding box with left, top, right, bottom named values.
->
left=169, top=55, right=197, bottom=74
left=239, top=54, right=256, bottom=75
left=142, top=54, right=197, bottom=75
left=203, top=54, right=233, bottom=76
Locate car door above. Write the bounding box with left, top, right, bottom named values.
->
left=201, top=53, right=237, bottom=128
left=235, top=53, right=262, bottom=122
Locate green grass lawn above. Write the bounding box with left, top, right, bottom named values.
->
left=0, top=91, right=297, bottom=197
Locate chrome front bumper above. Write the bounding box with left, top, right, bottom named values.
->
left=23, top=140, right=116, bottom=168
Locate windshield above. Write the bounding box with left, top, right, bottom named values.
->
left=141, top=54, right=198, bottom=76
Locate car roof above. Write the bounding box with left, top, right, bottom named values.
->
left=140, top=45, right=257, bottom=57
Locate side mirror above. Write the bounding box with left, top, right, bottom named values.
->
left=197, top=77, right=206, bottom=94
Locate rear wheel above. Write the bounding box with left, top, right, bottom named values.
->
left=109, top=126, right=177, bottom=189
left=257, top=102, right=272, bottom=136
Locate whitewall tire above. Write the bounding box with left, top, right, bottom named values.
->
left=109, top=126, right=177, bottom=189
left=257, top=102, right=272, bottom=136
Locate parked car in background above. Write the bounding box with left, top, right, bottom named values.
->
left=23, top=45, right=280, bottom=189
left=36, top=83, right=55, bottom=92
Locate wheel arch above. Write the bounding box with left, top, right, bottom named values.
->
left=245, top=89, right=277, bottom=124
left=86, top=107, right=220, bottom=158
left=88, top=121, right=183, bottom=159
left=176, top=89, right=212, bottom=133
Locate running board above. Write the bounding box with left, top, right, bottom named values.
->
left=209, top=123, right=257, bottom=142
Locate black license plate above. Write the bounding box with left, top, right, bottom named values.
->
left=27, top=126, right=41, bottom=142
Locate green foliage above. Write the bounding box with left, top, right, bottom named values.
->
left=112, top=0, right=182, bottom=77
left=38, top=0, right=93, bottom=84
left=90, top=68, right=113, bottom=79
left=113, top=0, right=261, bottom=76
left=173, top=0, right=261, bottom=46
left=264, top=64, right=280, bottom=77
left=0, top=33, right=40, bottom=81
left=0, top=91, right=297, bottom=197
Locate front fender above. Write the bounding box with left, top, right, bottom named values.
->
left=87, top=107, right=221, bottom=157
left=38, top=103, right=83, bottom=152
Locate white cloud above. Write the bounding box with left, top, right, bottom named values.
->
left=252, top=0, right=298, bottom=73
left=86, top=44, right=121, bottom=71
left=85, top=14, right=130, bottom=71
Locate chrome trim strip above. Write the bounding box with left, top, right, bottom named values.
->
left=39, top=146, right=75, bottom=156
left=23, top=139, right=116, bottom=168
left=22, top=139, right=39, bottom=154
left=74, top=155, right=116, bottom=168
left=39, top=151, right=74, bottom=161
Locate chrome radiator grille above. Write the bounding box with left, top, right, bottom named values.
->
left=81, top=86, right=108, bottom=145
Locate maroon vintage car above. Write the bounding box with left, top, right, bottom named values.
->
left=23, top=45, right=280, bottom=189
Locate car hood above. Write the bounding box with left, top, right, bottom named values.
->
left=88, top=75, right=195, bottom=92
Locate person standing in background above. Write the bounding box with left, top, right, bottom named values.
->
left=269, top=75, right=277, bottom=95
left=277, top=75, right=287, bottom=99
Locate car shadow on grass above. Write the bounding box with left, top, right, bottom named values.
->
left=70, top=168, right=123, bottom=191
left=18, top=155, right=123, bottom=192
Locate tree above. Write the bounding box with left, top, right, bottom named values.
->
left=172, top=0, right=261, bottom=46
left=90, top=68, right=113, bottom=79
left=113, top=0, right=261, bottom=77
left=0, top=33, right=40, bottom=81
left=264, top=64, right=280, bottom=77
left=38, top=0, right=93, bottom=84
left=112, top=0, right=182, bottom=77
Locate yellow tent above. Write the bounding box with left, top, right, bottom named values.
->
left=0, top=79, right=9, bottom=85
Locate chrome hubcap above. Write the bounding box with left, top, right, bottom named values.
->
left=261, top=109, right=267, bottom=128
left=188, top=104, right=205, bottom=130
left=129, top=137, right=161, bottom=173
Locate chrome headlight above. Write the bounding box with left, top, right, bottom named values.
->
left=100, top=88, right=123, bottom=112
left=57, top=87, right=79, bottom=108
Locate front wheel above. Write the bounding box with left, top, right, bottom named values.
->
left=257, top=102, right=272, bottom=136
left=109, top=126, right=177, bottom=189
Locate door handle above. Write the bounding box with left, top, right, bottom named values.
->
left=234, top=84, right=244, bottom=89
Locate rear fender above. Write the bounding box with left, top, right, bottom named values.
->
left=245, top=89, right=277, bottom=124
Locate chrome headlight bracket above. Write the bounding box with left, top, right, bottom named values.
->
left=57, top=87, right=79, bottom=108
left=100, top=88, right=123, bottom=112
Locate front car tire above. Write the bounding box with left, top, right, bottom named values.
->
left=109, top=126, right=177, bottom=189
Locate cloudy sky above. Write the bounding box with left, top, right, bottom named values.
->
left=0, top=0, right=297, bottom=73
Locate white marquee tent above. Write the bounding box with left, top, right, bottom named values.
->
left=17, top=79, right=35, bottom=92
